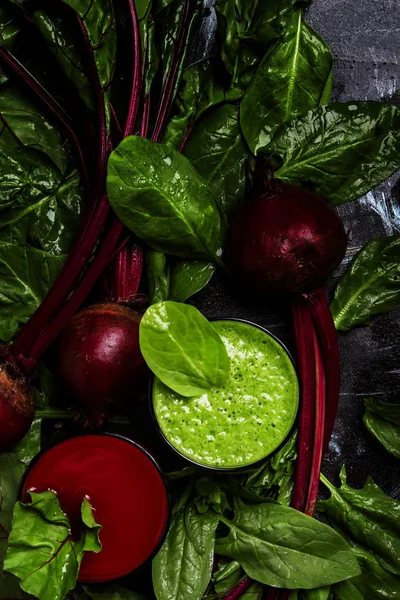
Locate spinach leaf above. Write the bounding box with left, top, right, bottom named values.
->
left=243, top=431, right=297, bottom=505
left=0, top=242, right=65, bottom=342
left=216, top=499, right=360, bottom=589
left=363, top=398, right=400, bottom=460
left=61, top=0, right=116, bottom=129
left=212, top=559, right=243, bottom=595
left=163, top=62, right=241, bottom=150
left=107, top=136, right=224, bottom=263
left=0, top=454, right=27, bottom=598
left=318, top=468, right=400, bottom=576
left=169, top=260, right=215, bottom=303
left=183, top=103, right=250, bottom=217
left=146, top=249, right=170, bottom=305
left=332, top=541, right=400, bottom=600
left=82, top=584, right=146, bottom=600
left=268, top=103, right=400, bottom=205
left=140, top=301, right=230, bottom=396
left=214, top=0, right=299, bottom=87
left=240, top=10, right=333, bottom=154
left=12, top=419, right=41, bottom=466
left=331, top=235, right=400, bottom=331
left=4, top=491, right=101, bottom=600
left=240, top=581, right=264, bottom=599
left=33, top=11, right=94, bottom=113
left=152, top=502, right=218, bottom=600
left=0, top=7, right=20, bottom=85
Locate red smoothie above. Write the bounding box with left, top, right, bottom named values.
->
left=20, top=434, right=169, bottom=582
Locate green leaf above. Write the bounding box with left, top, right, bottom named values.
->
left=214, top=0, right=299, bottom=87
left=268, top=103, right=400, bottom=205
left=146, top=249, right=170, bottom=305
left=169, top=260, right=215, bottom=303
left=240, top=10, right=333, bottom=154
left=152, top=503, right=218, bottom=600
left=216, top=499, right=360, bottom=589
left=33, top=11, right=94, bottom=113
left=300, top=588, right=331, bottom=600
left=4, top=491, right=101, bottom=600
left=319, top=468, right=400, bottom=576
left=244, top=431, right=297, bottom=504
left=163, top=62, right=241, bottom=150
left=0, top=454, right=27, bottom=598
left=83, top=584, right=146, bottom=600
left=107, top=136, right=224, bottom=262
left=0, top=7, right=20, bottom=85
left=12, top=419, right=41, bottom=466
left=140, top=301, right=230, bottom=397
left=183, top=103, right=250, bottom=217
left=0, top=84, right=66, bottom=173
left=331, top=235, right=400, bottom=331
left=0, top=242, right=65, bottom=342
left=332, top=541, right=400, bottom=600
left=363, top=399, right=400, bottom=460
left=238, top=581, right=264, bottom=599
left=61, top=0, right=116, bottom=129
left=213, top=559, right=243, bottom=595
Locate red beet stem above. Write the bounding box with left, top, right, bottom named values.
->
left=124, top=0, right=142, bottom=137
left=308, top=289, right=341, bottom=454
left=140, top=93, right=152, bottom=138
left=111, top=241, right=144, bottom=301
left=224, top=577, right=252, bottom=599
left=28, top=218, right=124, bottom=361
left=0, top=45, right=90, bottom=194
left=151, top=0, right=192, bottom=143
left=305, top=328, right=326, bottom=516
left=290, top=297, right=316, bottom=512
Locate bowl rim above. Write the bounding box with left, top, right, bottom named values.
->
left=149, top=316, right=299, bottom=474
left=18, top=431, right=171, bottom=583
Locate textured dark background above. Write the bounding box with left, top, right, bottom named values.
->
left=195, top=0, right=400, bottom=498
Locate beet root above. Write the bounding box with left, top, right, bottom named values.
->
left=0, top=364, right=35, bottom=450
left=58, top=302, right=147, bottom=423
left=227, top=183, right=347, bottom=295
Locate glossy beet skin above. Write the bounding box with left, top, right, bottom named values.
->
left=0, top=364, right=34, bottom=450
left=59, top=303, right=147, bottom=423
left=227, top=184, right=347, bottom=295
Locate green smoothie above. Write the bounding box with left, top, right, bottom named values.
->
left=152, top=320, right=298, bottom=469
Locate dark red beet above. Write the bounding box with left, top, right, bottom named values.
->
left=227, top=184, right=347, bottom=295
left=58, top=303, right=147, bottom=423
left=0, top=365, right=34, bottom=450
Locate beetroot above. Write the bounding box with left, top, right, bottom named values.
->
left=227, top=183, right=347, bottom=295
left=0, top=365, right=34, bottom=450
left=58, top=303, right=147, bottom=423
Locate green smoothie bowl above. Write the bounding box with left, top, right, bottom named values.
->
left=151, top=319, right=299, bottom=471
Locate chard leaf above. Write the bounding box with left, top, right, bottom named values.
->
left=0, top=85, right=66, bottom=173
left=107, top=136, right=224, bottom=263
left=240, top=10, right=333, bottom=154
left=183, top=103, right=250, bottom=217
left=4, top=492, right=101, bottom=600
left=268, top=103, right=400, bottom=205
left=363, top=398, right=400, bottom=460
left=216, top=499, right=360, bottom=589
left=146, top=249, right=170, bottom=305
left=169, top=259, right=215, bottom=303
left=33, top=11, right=94, bottom=112
left=331, top=235, right=400, bottom=331
left=0, top=242, right=65, bottom=342
left=140, top=301, right=230, bottom=397
left=152, top=503, right=218, bottom=600
left=318, top=468, right=400, bottom=576
left=61, top=0, right=116, bottom=129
